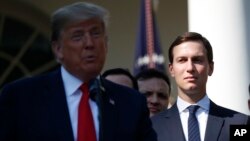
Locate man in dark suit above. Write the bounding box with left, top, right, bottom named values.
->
left=0, top=2, right=156, bottom=141
left=151, top=32, right=249, bottom=141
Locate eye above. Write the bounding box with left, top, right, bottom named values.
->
left=192, top=57, right=204, bottom=64
left=90, top=27, right=104, bottom=38
left=71, top=32, right=84, bottom=41
left=142, top=92, right=153, bottom=97
left=157, top=93, right=168, bottom=99
left=177, top=57, right=187, bottom=63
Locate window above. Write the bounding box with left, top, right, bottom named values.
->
left=0, top=1, right=59, bottom=88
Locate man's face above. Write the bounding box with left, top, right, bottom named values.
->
left=138, top=78, right=170, bottom=117
left=53, top=18, right=108, bottom=81
left=169, top=41, right=213, bottom=101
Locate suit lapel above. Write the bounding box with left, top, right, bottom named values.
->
left=44, top=69, right=75, bottom=141
left=99, top=79, right=117, bottom=141
left=204, top=101, right=224, bottom=141
left=164, top=103, right=186, bottom=141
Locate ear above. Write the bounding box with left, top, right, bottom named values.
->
left=51, top=41, right=63, bottom=61
left=248, top=99, right=250, bottom=111
left=168, top=63, right=175, bottom=77
left=208, top=62, right=214, bottom=76
left=104, top=36, right=108, bottom=54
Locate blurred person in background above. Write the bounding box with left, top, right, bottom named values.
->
left=136, top=68, right=171, bottom=117
left=102, top=68, right=138, bottom=90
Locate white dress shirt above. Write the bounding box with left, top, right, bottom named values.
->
left=61, top=66, right=99, bottom=141
left=177, top=95, right=210, bottom=141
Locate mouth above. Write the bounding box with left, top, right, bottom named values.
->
left=184, top=76, right=197, bottom=81
left=84, top=55, right=96, bottom=62
left=149, top=107, right=160, bottom=113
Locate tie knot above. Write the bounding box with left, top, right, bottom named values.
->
left=80, top=82, right=88, bottom=89
left=188, top=105, right=199, bottom=114
left=80, top=83, right=89, bottom=95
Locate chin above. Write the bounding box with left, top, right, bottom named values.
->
left=186, top=84, right=198, bottom=89
left=150, top=113, right=155, bottom=117
left=88, top=69, right=100, bottom=76
left=183, top=85, right=198, bottom=93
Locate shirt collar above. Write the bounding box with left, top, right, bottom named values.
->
left=177, top=94, right=210, bottom=113
left=61, top=66, right=83, bottom=96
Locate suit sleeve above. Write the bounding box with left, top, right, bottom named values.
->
left=0, top=84, right=17, bottom=141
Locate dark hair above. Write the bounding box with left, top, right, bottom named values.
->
left=135, top=68, right=171, bottom=94
left=51, top=2, right=109, bottom=41
left=102, top=68, right=138, bottom=90
left=168, top=32, right=213, bottom=64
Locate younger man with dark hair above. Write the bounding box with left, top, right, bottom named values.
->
left=136, top=69, right=171, bottom=117
left=152, top=32, right=249, bottom=141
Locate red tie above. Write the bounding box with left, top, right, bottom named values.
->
left=77, top=83, right=97, bottom=141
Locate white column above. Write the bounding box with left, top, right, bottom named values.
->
left=188, top=0, right=250, bottom=115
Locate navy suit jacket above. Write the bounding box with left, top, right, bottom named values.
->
left=151, top=102, right=250, bottom=141
left=0, top=69, right=157, bottom=141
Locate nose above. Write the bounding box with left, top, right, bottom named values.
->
left=85, top=33, right=94, bottom=48
left=186, top=60, right=195, bottom=72
left=150, top=93, right=159, bottom=104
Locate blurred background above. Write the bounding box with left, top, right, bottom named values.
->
left=0, top=0, right=187, bottom=87
left=0, top=0, right=249, bottom=115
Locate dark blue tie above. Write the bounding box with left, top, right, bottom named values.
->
left=188, top=105, right=200, bottom=141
